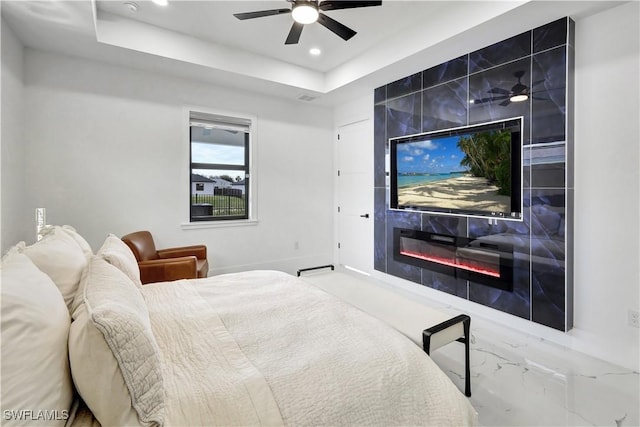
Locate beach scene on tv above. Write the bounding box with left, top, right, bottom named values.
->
left=395, top=129, right=512, bottom=214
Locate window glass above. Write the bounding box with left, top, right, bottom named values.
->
left=190, top=113, right=250, bottom=221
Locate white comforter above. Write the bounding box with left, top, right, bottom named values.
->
left=129, top=270, right=476, bottom=426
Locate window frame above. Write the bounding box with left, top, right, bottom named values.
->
left=185, top=108, right=257, bottom=227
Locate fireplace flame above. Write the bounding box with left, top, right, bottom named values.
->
left=399, top=250, right=501, bottom=278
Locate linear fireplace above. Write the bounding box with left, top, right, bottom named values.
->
left=393, top=228, right=514, bottom=291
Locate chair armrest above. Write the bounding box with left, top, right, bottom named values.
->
left=138, top=257, right=198, bottom=284
left=157, top=245, right=207, bottom=260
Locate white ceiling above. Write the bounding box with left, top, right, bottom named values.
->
left=1, top=0, right=625, bottom=106
left=97, top=0, right=446, bottom=72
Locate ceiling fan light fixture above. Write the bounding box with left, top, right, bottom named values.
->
left=292, top=3, right=319, bottom=24
left=509, top=94, right=529, bottom=102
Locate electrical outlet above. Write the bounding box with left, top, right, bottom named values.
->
left=628, top=309, right=640, bottom=328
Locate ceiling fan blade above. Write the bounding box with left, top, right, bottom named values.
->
left=285, top=22, right=304, bottom=45
left=319, top=1, right=382, bottom=11
left=317, top=13, right=356, bottom=41
left=488, top=87, right=511, bottom=95
left=499, top=99, right=512, bottom=107
left=234, top=9, right=291, bottom=20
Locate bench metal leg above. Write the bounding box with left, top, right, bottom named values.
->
left=423, top=314, right=471, bottom=397
left=296, top=264, right=335, bottom=277
left=462, top=316, right=471, bottom=397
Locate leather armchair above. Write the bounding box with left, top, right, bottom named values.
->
left=121, top=230, right=209, bottom=284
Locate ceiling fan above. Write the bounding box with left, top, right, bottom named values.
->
left=233, top=0, right=383, bottom=45
left=472, top=71, right=546, bottom=106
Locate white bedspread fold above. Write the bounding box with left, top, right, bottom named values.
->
left=142, top=281, right=284, bottom=426
left=141, top=270, right=477, bottom=426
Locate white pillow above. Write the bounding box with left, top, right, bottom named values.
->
left=39, top=225, right=93, bottom=260
left=69, top=256, right=165, bottom=427
left=22, top=226, right=88, bottom=310
left=97, top=234, right=142, bottom=289
left=62, top=225, right=94, bottom=259
left=0, top=249, right=73, bottom=426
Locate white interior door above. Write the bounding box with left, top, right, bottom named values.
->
left=336, top=119, right=373, bottom=274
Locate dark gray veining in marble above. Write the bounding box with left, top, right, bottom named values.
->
left=531, top=46, right=567, bottom=144
left=422, top=77, right=468, bottom=132
left=423, top=55, right=468, bottom=89
left=386, top=93, right=421, bottom=139
left=374, top=188, right=387, bottom=273
left=469, top=31, right=531, bottom=74
left=387, top=71, right=422, bottom=100
left=374, top=104, right=387, bottom=188
left=533, top=17, right=568, bottom=53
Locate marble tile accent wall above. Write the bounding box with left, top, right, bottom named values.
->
left=374, top=18, right=574, bottom=331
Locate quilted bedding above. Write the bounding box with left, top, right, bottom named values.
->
left=129, top=270, right=477, bottom=426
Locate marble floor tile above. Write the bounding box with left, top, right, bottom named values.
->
left=302, top=268, right=640, bottom=427
left=433, top=317, right=639, bottom=426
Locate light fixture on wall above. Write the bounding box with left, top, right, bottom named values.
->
left=292, top=2, right=319, bottom=24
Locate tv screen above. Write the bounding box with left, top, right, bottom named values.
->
left=390, top=118, right=523, bottom=220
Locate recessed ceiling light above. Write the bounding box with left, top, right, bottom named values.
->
left=309, top=48, right=321, bottom=56
left=151, top=0, right=169, bottom=6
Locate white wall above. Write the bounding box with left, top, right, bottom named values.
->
left=18, top=49, right=334, bottom=275
left=338, top=2, right=640, bottom=371
left=572, top=1, right=639, bottom=370
left=1, top=18, right=28, bottom=252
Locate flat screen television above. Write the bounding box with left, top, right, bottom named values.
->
left=389, top=117, right=523, bottom=220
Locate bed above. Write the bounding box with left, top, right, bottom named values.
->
left=1, top=226, right=477, bottom=426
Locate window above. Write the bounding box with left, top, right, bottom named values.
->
left=189, top=111, right=251, bottom=222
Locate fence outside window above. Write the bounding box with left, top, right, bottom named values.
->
left=191, top=188, right=245, bottom=218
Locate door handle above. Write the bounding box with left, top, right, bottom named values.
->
left=360, top=213, right=370, bottom=218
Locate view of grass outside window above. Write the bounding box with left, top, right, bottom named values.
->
left=190, top=112, right=250, bottom=221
